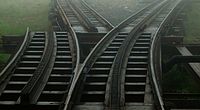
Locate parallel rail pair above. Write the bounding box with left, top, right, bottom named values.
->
left=56, top=0, right=113, bottom=33
left=62, top=0, right=183, bottom=110
left=1, top=0, right=195, bottom=110
left=0, top=30, right=77, bottom=110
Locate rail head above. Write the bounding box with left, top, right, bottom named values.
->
left=82, top=0, right=161, bottom=67
left=63, top=0, right=161, bottom=73
left=20, top=32, right=55, bottom=104
left=56, top=0, right=80, bottom=75
left=104, top=0, right=169, bottom=107
left=62, top=0, right=164, bottom=109
left=77, top=0, right=165, bottom=77
left=149, top=0, right=183, bottom=109
left=0, top=27, right=30, bottom=84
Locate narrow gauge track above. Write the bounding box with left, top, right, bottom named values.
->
left=120, top=0, right=183, bottom=109
left=31, top=32, right=76, bottom=110
left=0, top=1, right=81, bottom=108
left=0, top=31, right=51, bottom=106
left=60, top=0, right=182, bottom=110
left=56, top=0, right=113, bottom=33
left=72, top=0, right=113, bottom=32
left=148, top=0, right=200, bottom=109
left=0, top=30, right=79, bottom=110
left=57, top=0, right=95, bottom=32
left=0, top=0, right=185, bottom=110
left=0, top=1, right=80, bottom=107
left=0, top=0, right=82, bottom=109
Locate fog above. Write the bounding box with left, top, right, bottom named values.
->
left=85, top=0, right=154, bottom=25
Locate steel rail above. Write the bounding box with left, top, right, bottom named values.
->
left=33, top=32, right=58, bottom=105
left=56, top=1, right=82, bottom=109
left=0, top=31, right=47, bottom=107
left=0, top=28, right=30, bottom=83
left=56, top=3, right=82, bottom=109
left=149, top=0, right=182, bottom=110
left=105, top=0, right=169, bottom=108
left=58, top=0, right=113, bottom=32
left=62, top=0, right=162, bottom=109
left=81, top=0, right=114, bottom=30
left=76, top=0, right=160, bottom=69
left=56, top=0, right=80, bottom=75
left=65, top=0, right=98, bottom=32
left=20, top=32, right=54, bottom=104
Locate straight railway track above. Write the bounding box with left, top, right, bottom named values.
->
left=56, top=0, right=113, bottom=33
left=72, top=0, right=113, bottom=32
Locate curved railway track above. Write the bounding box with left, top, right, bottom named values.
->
left=60, top=0, right=183, bottom=110
left=154, top=0, right=200, bottom=109
left=0, top=0, right=190, bottom=110
left=0, top=31, right=79, bottom=110
left=56, top=0, right=113, bottom=33
left=0, top=0, right=81, bottom=108
left=32, top=32, right=76, bottom=110
left=0, top=0, right=81, bottom=106
left=0, top=31, right=50, bottom=105
left=0, top=22, right=80, bottom=110
left=0, top=28, right=30, bottom=84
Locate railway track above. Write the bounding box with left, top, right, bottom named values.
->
left=0, top=28, right=79, bottom=110
left=60, top=0, right=183, bottom=110
left=0, top=0, right=190, bottom=110
left=148, top=0, right=200, bottom=109
left=72, top=0, right=113, bottom=32
left=0, top=31, right=50, bottom=105
left=56, top=0, right=113, bottom=33
left=0, top=0, right=81, bottom=107
left=33, top=32, right=75, bottom=110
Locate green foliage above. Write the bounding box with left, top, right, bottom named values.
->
left=163, top=65, right=200, bottom=93
left=0, top=35, right=2, bottom=47
left=0, top=53, right=10, bottom=63
left=184, top=1, right=200, bottom=43
left=0, top=0, right=50, bottom=35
